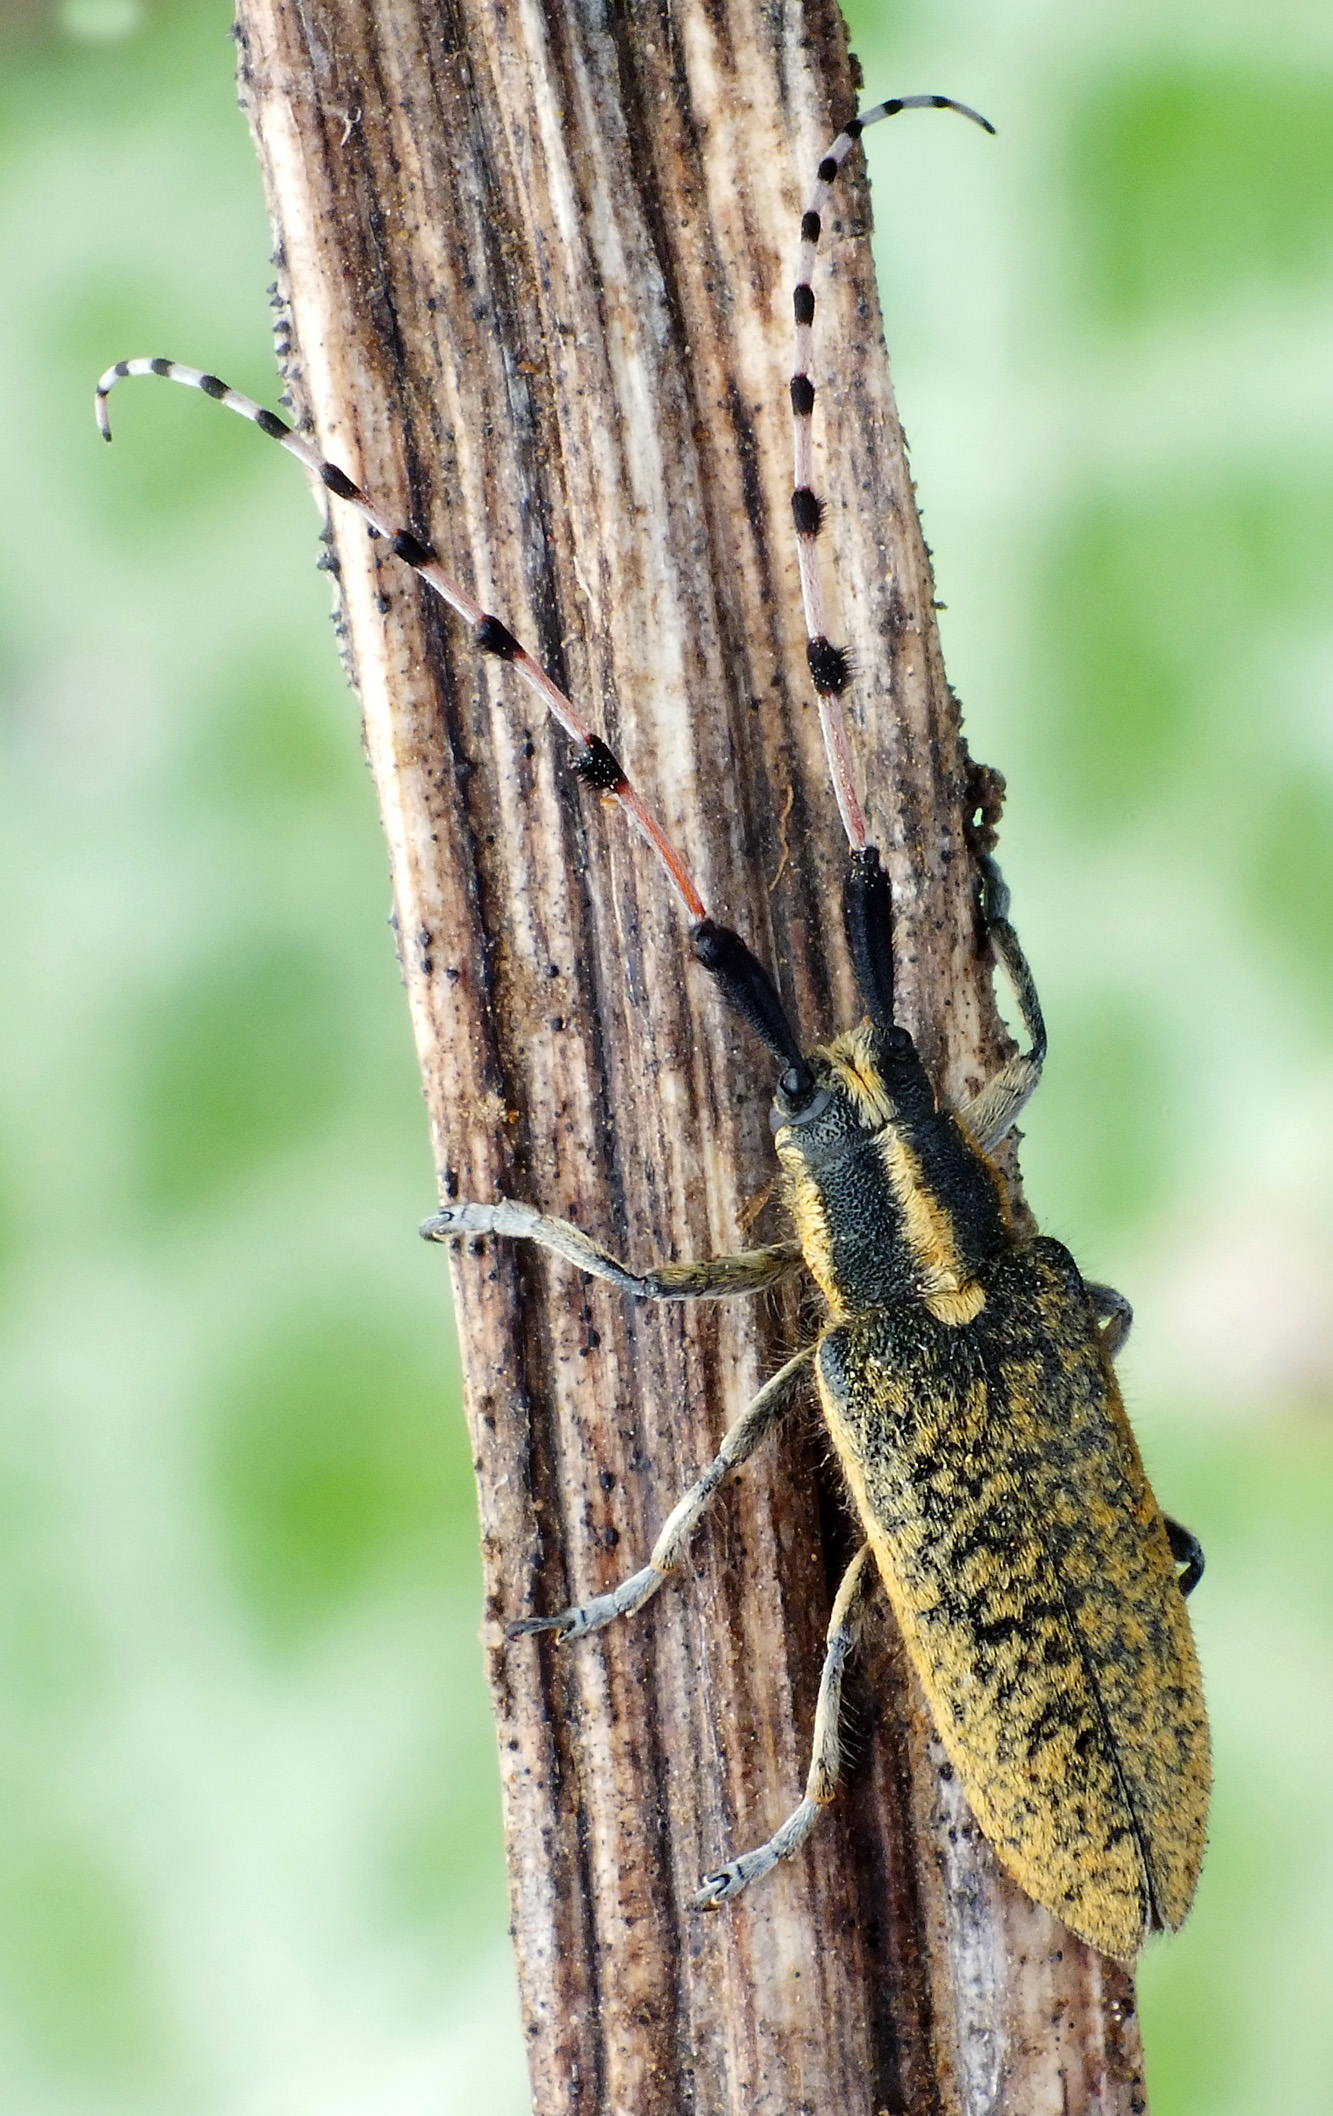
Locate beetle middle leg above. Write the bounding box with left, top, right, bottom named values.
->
left=507, top=1346, right=813, bottom=1643
left=693, top=1540, right=877, bottom=1907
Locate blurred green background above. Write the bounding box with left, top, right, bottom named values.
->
left=1, top=0, right=1329, bottom=2109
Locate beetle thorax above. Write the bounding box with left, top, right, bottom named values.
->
left=773, top=1022, right=1011, bottom=1323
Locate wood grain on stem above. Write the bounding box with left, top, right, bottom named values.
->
left=234, top=2, right=1150, bottom=2110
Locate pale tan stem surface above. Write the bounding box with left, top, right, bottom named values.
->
left=235, top=3, right=1149, bottom=2109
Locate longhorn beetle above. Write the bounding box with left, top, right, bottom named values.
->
left=98, top=94, right=1210, bottom=1963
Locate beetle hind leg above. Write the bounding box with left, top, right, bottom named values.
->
left=694, top=1541, right=876, bottom=1908
left=1164, top=1515, right=1205, bottom=1598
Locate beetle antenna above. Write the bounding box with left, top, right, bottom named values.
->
left=795, top=93, right=994, bottom=1024
left=791, top=93, right=994, bottom=850
left=95, top=359, right=710, bottom=924
left=844, top=845, right=896, bottom=1027
left=692, top=920, right=811, bottom=1086
left=791, top=94, right=993, bottom=1016
left=95, top=359, right=818, bottom=1073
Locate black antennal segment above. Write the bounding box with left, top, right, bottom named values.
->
left=844, top=845, right=896, bottom=1026
left=691, top=920, right=811, bottom=1090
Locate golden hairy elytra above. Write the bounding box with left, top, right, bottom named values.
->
left=99, top=93, right=1208, bottom=1962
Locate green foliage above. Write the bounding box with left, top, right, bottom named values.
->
left=189, top=656, right=362, bottom=810
left=207, top=1307, right=472, bottom=1644
left=1248, top=775, right=1333, bottom=1023
left=1068, top=65, right=1333, bottom=324
left=0, top=1812, right=164, bottom=2080
left=131, top=941, right=350, bottom=1213
left=1038, top=474, right=1333, bottom=824
left=1020, top=998, right=1173, bottom=1241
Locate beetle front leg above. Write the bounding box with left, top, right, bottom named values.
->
left=507, top=1346, right=814, bottom=1644
left=957, top=855, right=1048, bottom=1154
left=423, top=1198, right=802, bottom=1301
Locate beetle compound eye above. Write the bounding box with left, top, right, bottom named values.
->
left=774, top=1075, right=830, bottom=1127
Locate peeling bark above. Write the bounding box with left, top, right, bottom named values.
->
left=234, top=2, right=1149, bottom=2110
